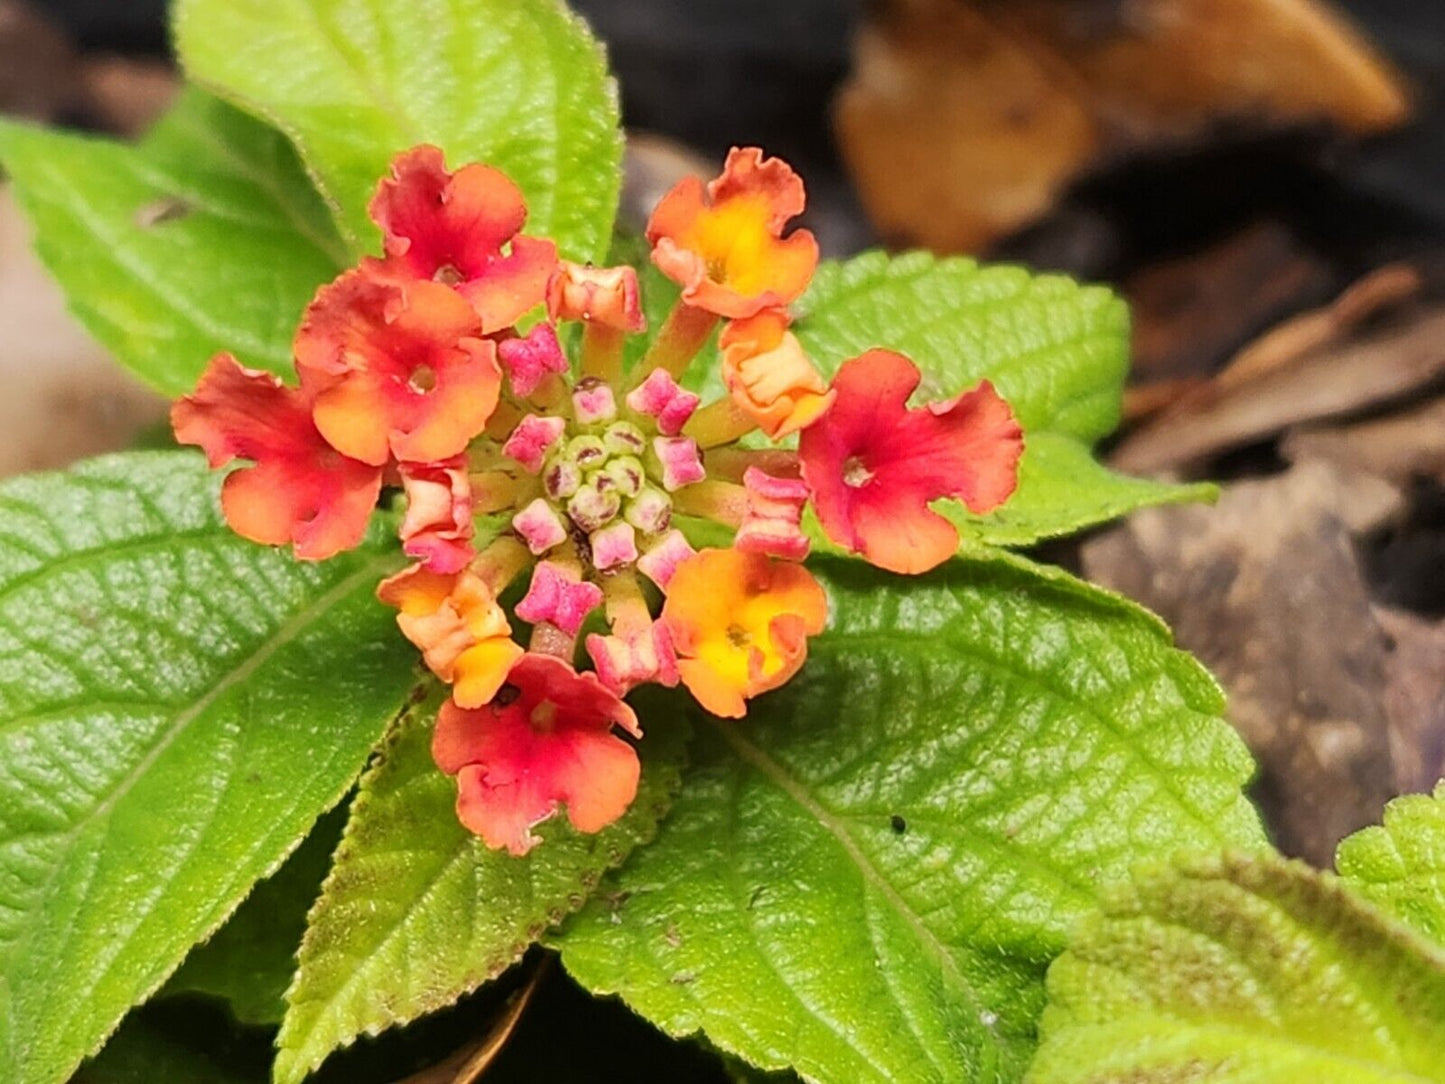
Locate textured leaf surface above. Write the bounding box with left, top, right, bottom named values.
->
left=0, top=452, right=417, bottom=1084
left=956, top=433, right=1215, bottom=547
left=1028, top=853, right=1445, bottom=1083
left=164, top=807, right=345, bottom=1024
left=794, top=251, right=1130, bottom=443
left=175, top=0, right=623, bottom=262
left=274, top=687, right=689, bottom=1084
left=553, top=555, right=1264, bottom=1084
left=1338, top=780, right=1445, bottom=949
left=0, top=89, right=346, bottom=395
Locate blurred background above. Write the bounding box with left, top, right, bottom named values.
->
left=6, top=1, right=1445, bottom=1079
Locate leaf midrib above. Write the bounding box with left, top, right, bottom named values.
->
left=3, top=551, right=394, bottom=1071
left=710, top=720, right=1002, bottom=1076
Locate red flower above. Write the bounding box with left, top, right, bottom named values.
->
left=799, top=350, right=1023, bottom=575
left=368, top=145, right=557, bottom=333
left=432, top=655, right=642, bottom=855
left=171, top=354, right=382, bottom=560
left=294, top=270, right=501, bottom=467
left=646, top=147, right=819, bottom=319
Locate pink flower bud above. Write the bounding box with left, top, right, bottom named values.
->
left=625, top=368, right=701, bottom=436
left=502, top=413, right=566, bottom=473
left=513, top=497, right=568, bottom=555
left=497, top=322, right=567, bottom=397
left=653, top=436, right=706, bottom=492
left=637, top=528, right=696, bottom=589
left=515, top=561, right=604, bottom=636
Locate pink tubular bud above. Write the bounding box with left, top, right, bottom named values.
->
left=586, top=621, right=680, bottom=696
left=735, top=466, right=810, bottom=560
left=653, top=436, right=706, bottom=492
left=572, top=377, right=618, bottom=425
left=590, top=521, right=639, bottom=571
left=398, top=456, right=475, bottom=573
left=625, top=368, right=701, bottom=436
left=636, top=528, right=695, bottom=590
left=515, top=561, right=604, bottom=636
left=512, top=497, right=568, bottom=555
left=502, top=413, right=566, bottom=473
left=497, top=322, right=567, bottom=397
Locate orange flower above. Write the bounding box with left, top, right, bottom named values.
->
left=660, top=548, right=827, bottom=718
left=646, top=147, right=819, bottom=319
left=171, top=353, right=382, bottom=561
left=294, top=270, right=501, bottom=467
left=719, top=309, right=834, bottom=439
left=368, top=145, right=557, bottom=333
left=432, top=655, right=641, bottom=855
left=546, top=261, right=645, bottom=331
left=377, top=565, right=523, bottom=707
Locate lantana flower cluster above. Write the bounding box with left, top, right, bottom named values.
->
left=173, top=145, right=1024, bottom=855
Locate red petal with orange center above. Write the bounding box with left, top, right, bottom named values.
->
left=799, top=350, right=1023, bottom=575
left=172, top=353, right=382, bottom=560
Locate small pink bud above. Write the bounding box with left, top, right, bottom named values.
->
left=586, top=621, right=680, bottom=696
left=736, top=467, right=810, bottom=560
left=502, top=414, right=566, bottom=473
left=637, top=528, right=695, bottom=589
left=591, top=521, right=639, bottom=571
left=572, top=377, right=618, bottom=425
left=515, top=562, right=604, bottom=636
left=653, top=436, right=706, bottom=492
left=512, top=497, right=568, bottom=555
left=624, top=486, right=673, bottom=534
left=626, top=368, right=701, bottom=436
left=497, top=323, right=567, bottom=398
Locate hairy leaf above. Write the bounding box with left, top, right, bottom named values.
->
left=0, top=89, right=346, bottom=395
left=273, top=687, right=689, bottom=1084
left=0, top=452, right=417, bottom=1084
left=1338, top=779, right=1445, bottom=949
left=794, top=251, right=1129, bottom=443
left=175, top=0, right=623, bottom=262
left=1028, top=853, right=1445, bottom=1083
left=553, top=555, right=1264, bottom=1083
left=956, top=433, right=1217, bottom=547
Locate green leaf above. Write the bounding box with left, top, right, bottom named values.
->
left=552, top=555, right=1264, bottom=1084
left=0, top=89, right=347, bottom=396
left=1338, top=780, right=1445, bottom=950
left=955, top=433, right=1216, bottom=548
left=273, top=687, right=690, bottom=1084
left=1028, top=853, right=1445, bottom=1083
left=174, top=0, right=623, bottom=263
left=0, top=451, right=418, bottom=1084
left=164, top=807, right=346, bottom=1025
left=794, top=251, right=1129, bottom=444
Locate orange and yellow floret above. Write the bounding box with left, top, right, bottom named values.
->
left=171, top=144, right=1024, bottom=855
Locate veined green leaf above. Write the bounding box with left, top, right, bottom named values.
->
left=794, top=251, right=1129, bottom=444
left=954, top=432, right=1217, bottom=548
left=0, top=89, right=346, bottom=395
left=175, top=0, right=623, bottom=262
left=0, top=451, right=417, bottom=1084
left=553, top=555, right=1264, bottom=1083
left=1338, top=779, right=1445, bottom=950
left=1028, top=853, right=1445, bottom=1083
left=273, top=687, right=689, bottom=1084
